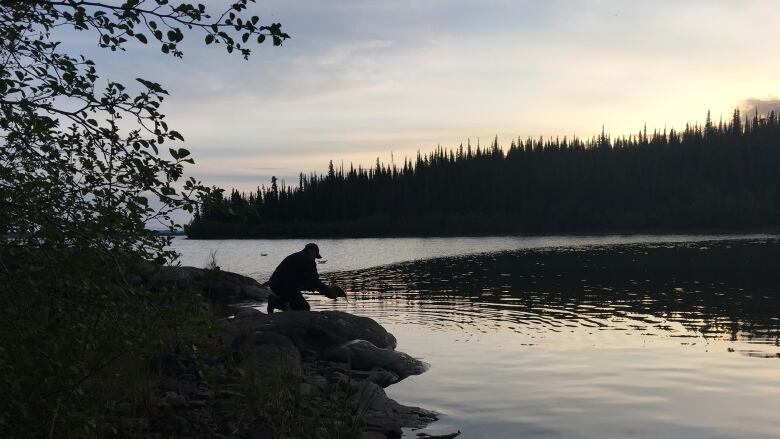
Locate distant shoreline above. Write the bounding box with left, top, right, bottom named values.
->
left=182, top=226, right=780, bottom=240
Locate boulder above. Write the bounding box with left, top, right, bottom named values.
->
left=353, top=381, right=438, bottom=436
left=231, top=331, right=302, bottom=377
left=246, top=311, right=397, bottom=354
left=328, top=340, right=428, bottom=381
left=350, top=368, right=400, bottom=388
left=160, top=265, right=205, bottom=282
left=241, top=284, right=271, bottom=301
left=150, top=265, right=273, bottom=303
left=201, top=270, right=272, bottom=303
left=204, top=279, right=242, bottom=302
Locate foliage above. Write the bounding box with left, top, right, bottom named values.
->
left=231, top=332, right=365, bottom=439
left=1, top=0, right=288, bottom=260
left=0, top=1, right=287, bottom=436
left=189, top=109, right=780, bottom=237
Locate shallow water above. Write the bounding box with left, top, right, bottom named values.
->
left=172, top=235, right=780, bottom=438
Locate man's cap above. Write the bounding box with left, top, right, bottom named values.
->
left=304, top=243, right=322, bottom=259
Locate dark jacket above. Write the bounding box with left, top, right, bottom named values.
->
left=268, top=250, right=328, bottom=294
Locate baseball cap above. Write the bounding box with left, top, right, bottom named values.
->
left=304, top=243, right=322, bottom=259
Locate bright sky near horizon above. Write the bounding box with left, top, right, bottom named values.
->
left=65, top=0, right=780, bottom=192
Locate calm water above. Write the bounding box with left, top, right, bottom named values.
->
left=172, top=235, right=780, bottom=438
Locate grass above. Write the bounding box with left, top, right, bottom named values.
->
left=229, top=324, right=366, bottom=439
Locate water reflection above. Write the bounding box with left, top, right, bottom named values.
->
left=291, top=239, right=780, bottom=438
left=324, top=238, right=780, bottom=356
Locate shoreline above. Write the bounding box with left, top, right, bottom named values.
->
left=181, top=227, right=780, bottom=240
left=127, top=265, right=442, bottom=438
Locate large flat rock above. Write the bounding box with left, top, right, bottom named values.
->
left=140, top=264, right=272, bottom=303
left=226, top=310, right=397, bottom=355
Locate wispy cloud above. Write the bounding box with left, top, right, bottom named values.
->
left=60, top=1, right=780, bottom=191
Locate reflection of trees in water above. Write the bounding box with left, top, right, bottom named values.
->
left=341, top=239, right=780, bottom=345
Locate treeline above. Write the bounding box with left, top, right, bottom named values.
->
left=186, top=109, right=780, bottom=238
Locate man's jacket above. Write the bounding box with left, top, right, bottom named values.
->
left=268, top=250, right=328, bottom=293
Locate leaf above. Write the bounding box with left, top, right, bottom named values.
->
left=135, top=34, right=147, bottom=44
left=205, top=34, right=214, bottom=45
left=135, top=78, right=168, bottom=94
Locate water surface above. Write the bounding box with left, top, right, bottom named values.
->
left=172, top=235, right=780, bottom=438
left=171, top=234, right=769, bottom=281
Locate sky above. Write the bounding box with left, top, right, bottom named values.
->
left=64, top=0, right=780, bottom=192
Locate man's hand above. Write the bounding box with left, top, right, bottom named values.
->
left=324, top=284, right=346, bottom=300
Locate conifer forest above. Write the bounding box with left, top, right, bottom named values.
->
left=187, top=110, right=780, bottom=238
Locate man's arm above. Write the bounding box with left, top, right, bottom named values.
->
left=301, top=260, right=329, bottom=293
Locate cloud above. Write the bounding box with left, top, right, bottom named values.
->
left=740, top=98, right=780, bottom=116
left=54, top=1, right=780, bottom=189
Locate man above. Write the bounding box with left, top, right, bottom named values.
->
left=266, top=243, right=344, bottom=313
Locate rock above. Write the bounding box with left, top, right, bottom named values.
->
left=242, top=284, right=272, bottom=301
left=254, top=332, right=302, bottom=371
left=353, top=381, right=437, bottom=435
left=163, top=391, right=188, bottom=408
left=328, top=340, right=428, bottom=380
left=351, top=368, right=400, bottom=387
left=161, top=265, right=204, bottom=282
left=326, top=371, right=352, bottom=390
left=230, top=331, right=303, bottom=376
left=204, top=279, right=243, bottom=302
left=141, top=264, right=271, bottom=304
left=204, top=271, right=271, bottom=302
left=239, top=311, right=397, bottom=354
left=199, top=269, right=272, bottom=303
left=133, top=263, right=442, bottom=437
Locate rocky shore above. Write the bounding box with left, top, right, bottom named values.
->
left=126, top=264, right=440, bottom=438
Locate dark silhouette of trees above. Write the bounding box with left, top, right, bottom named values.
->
left=189, top=110, right=780, bottom=238
left=0, top=1, right=287, bottom=436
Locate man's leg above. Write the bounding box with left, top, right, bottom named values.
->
left=268, top=289, right=293, bottom=314
left=266, top=293, right=280, bottom=314
left=287, top=290, right=311, bottom=311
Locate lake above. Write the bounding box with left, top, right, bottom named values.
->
left=172, top=234, right=780, bottom=438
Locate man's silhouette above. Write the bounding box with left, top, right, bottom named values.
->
left=266, top=243, right=343, bottom=313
